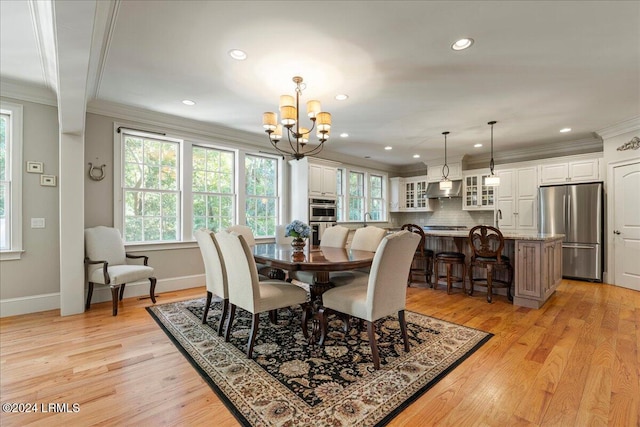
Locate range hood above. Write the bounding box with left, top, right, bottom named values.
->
left=425, top=180, right=462, bottom=198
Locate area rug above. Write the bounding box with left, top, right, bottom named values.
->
left=147, top=298, right=492, bottom=426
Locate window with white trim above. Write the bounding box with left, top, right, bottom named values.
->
left=348, top=171, right=365, bottom=221
left=121, top=132, right=181, bottom=242
left=368, top=174, right=384, bottom=220
left=192, top=145, right=235, bottom=233
left=245, top=154, right=278, bottom=238
left=0, top=102, right=23, bottom=260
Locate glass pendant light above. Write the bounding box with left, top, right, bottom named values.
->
left=439, top=131, right=452, bottom=190
left=485, top=121, right=501, bottom=186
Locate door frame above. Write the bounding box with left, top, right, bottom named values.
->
left=606, top=156, right=640, bottom=285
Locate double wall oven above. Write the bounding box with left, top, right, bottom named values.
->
left=309, top=198, right=337, bottom=245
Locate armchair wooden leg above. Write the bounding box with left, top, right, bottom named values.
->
left=300, top=303, right=311, bottom=339
left=202, top=291, right=213, bottom=324
left=218, top=299, right=229, bottom=336
left=247, top=313, right=260, bottom=358
left=269, top=310, right=277, bottom=324
left=85, top=282, right=94, bottom=310
left=367, top=321, right=380, bottom=370
left=318, top=307, right=328, bottom=346
left=398, top=310, right=410, bottom=352
left=224, top=304, right=236, bottom=342
left=119, top=284, right=126, bottom=301
left=149, top=277, right=157, bottom=304
left=110, top=286, right=119, bottom=316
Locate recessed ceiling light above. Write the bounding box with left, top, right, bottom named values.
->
left=384, top=146, right=392, bottom=150
left=182, top=99, right=196, bottom=106
left=474, top=143, right=483, bottom=148
left=340, top=133, right=349, bottom=138
left=228, top=49, right=247, bottom=60
left=413, top=154, right=420, bottom=159
left=560, top=128, right=572, bottom=133
left=335, top=94, right=349, bottom=101
left=451, top=38, right=474, bottom=51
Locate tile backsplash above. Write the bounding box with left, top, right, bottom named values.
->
left=389, top=197, right=494, bottom=228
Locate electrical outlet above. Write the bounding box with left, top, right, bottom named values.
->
left=31, top=218, right=45, bottom=228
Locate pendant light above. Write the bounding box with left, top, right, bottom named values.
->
left=439, top=131, right=452, bottom=190
left=485, top=121, right=500, bottom=186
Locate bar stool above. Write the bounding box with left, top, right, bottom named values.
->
left=433, top=252, right=466, bottom=294
left=468, top=225, right=513, bottom=303
left=401, top=224, right=434, bottom=285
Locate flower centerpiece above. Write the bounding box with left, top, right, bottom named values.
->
left=285, top=220, right=312, bottom=252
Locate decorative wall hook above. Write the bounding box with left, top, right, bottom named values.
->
left=88, top=162, right=106, bottom=181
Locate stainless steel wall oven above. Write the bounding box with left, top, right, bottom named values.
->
left=309, top=198, right=337, bottom=222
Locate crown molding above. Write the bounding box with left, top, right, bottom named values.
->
left=596, top=116, right=640, bottom=139
left=0, top=78, right=57, bottom=106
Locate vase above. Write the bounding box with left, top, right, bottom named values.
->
left=291, top=237, right=306, bottom=253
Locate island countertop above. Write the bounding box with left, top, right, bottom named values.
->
left=421, top=229, right=564, bottom=241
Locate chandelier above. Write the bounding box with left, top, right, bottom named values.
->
left=439, top=131, right=452, bottom=190
left=262, top=76, right=331, bottom=160
left=485, top=120, right=500, bottom=186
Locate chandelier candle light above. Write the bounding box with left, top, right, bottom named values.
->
left=439, top=131, right=452, bottom=190
left=262, top=76, right=331, bottom=160
left=485, top=121, right=500, bottom=187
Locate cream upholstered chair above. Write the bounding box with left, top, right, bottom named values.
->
left=289, top=225, right=349, bottom=285
left=194, top=229, right=229, bottom=334
left=84, top=226, right=156, bottom=316
left=226, top=224, right=268, bottom=278
left=330, top=226, right=387, bottom=286
left=318, top=230, right=420, bottom=369
left=216, top=231, right=310, bottom=358
left=275, top=224, right=293, bottom=244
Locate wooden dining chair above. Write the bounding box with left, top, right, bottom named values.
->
left=318, top=230, right=421, bottom=369
left=216, top=231, right=310, bottom=358
left=194, top=229, right=229, bottom=334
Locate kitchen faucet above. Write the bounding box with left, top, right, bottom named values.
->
left=364, top=212, right=372, bottom=227
left=495, top=209, right=502, bottom=228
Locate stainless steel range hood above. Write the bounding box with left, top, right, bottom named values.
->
left=425, top=180, right=462, bottom=198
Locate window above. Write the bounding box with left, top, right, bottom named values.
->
left=121, top=132, right=180, bottom=242
left=348, top=171, right=365, bottom=221
left=369, top=174, right=384, bottom=220
left=245, top=154, right=278, bottom=238
left=0, top=102, right=22, bottom=260
left=336, top=168, right=344, bottom=221
left=192, top=146, right=234, bottom=233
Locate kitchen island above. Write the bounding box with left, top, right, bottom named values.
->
left=421, top=229, right=564, bottom=309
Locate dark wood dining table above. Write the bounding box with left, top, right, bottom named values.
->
left=253, top=243, right=376, bottom=302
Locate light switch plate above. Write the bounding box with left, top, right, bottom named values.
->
left=40, top=175, right=57, bottom=186
left=31, top=218, right=45, bottom=228
left=26, top=161, right=44, bottom=173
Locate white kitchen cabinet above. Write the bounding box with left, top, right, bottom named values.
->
left=539, top=158, right=600, bottom=184
left=427, top=162, right=462, bottom=182
left=309, top=163, right=337, bottom=197
left=463, top=170, right=496, bottom=210
left=389, top=176, right=433, bottom=212
left=389, top=177, right=405, bottom=212
left=496, top=166, right=537, bottom=231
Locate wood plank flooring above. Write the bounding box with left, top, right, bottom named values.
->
left=1, top=280, right=638, bottom=426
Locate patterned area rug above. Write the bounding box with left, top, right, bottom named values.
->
left=147, top=298, right=492, bottom=426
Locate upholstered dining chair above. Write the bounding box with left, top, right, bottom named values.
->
left=468, top=225, right=514, bottom=303
left=275, top=224, right=293, bottom=245
left=194, top=229, right=229, bottom=334
left=289, top=225, right=349, bottom=285
left=401, top=224, right=434, bottom=285
left=215, top=231, right=310, bottom=358
left=330, top=225, right=387, bottom=286
left=226, top=224, right=268, bottom=278
left=318, top=230, right=420, bottom=369
left=84, top=226, right=156, bottom=316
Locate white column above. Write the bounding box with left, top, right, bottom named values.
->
left=59, top=132, right=85, bottom=315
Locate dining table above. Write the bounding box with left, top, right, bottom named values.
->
left=252, top=243, right=376, bottom=303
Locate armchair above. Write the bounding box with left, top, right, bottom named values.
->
left=84, top=226, right=157, bottom=316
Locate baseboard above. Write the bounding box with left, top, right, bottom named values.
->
left=0, top=274, right=205, bottom=318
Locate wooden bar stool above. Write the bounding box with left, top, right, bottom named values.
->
left=433, top=252, right=466, bottom=294
left=401, top=224, right=434, bottom=285
left=468, top=225, right=514, bottom=303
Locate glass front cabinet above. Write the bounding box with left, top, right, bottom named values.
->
left=463, top=170, right=496, bottom=210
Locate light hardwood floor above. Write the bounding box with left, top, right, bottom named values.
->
left=1, top=280, right=638, bottom=426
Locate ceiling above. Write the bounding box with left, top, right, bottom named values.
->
left=1, top=1, right=639, bottom=167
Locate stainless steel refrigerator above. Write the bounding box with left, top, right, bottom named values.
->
left=539, top=182, right=603, bottom=282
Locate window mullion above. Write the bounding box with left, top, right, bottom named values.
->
left=182, top=141, right=193, bottom=239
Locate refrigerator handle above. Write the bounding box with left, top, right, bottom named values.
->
left=562, top=193, right=566, bottom=232
left=566, top=193, right=571, bottom=232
